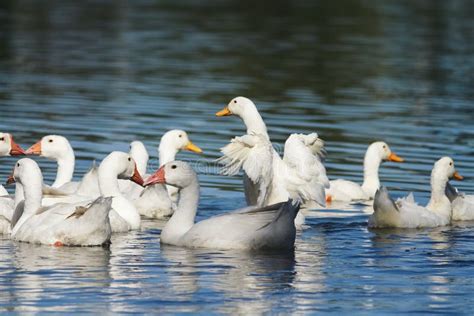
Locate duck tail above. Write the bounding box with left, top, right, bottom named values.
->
left=445, top=182, right=459, bottom=202
left=284, top=199, right=301, bottom=221
left=374, top=186, right=399, bottom=215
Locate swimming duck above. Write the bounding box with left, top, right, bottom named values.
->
left=216, top=97, right=329, bottom=226
left=446, top=183, right=474, bottom=221
left=325, top=141, right=404, bottom=202
left=369, top=157, right=463, bottom=228
left=133, top=130, right=202, bottom=218
left=8, top=158, right=113, bottom=246
left=144, top=161, right=300, bottom=250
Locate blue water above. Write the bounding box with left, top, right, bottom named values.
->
left=0, top=0, right=473, bottom=313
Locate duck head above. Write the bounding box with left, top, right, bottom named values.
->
left=144, top=161, right=196, bottom=189
left=26, top=135, right=73, bottom=159
left=0, top=132, right=25, bottom=156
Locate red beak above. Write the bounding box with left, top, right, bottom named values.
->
left=9, top=136, right=26, bottom=156
left=6, top=174, right=15, bottom=185
left=144, top=166, right=166, bottom=186
left=130, top=164, right=144, bottom=187
left=26, top=140, right=42, bottom=155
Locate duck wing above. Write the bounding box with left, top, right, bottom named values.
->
left=218, top=133, right=274, bottom=206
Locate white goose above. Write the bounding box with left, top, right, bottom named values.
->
left=96, top=151, right=144, bottom=232
left=369, top=157, right=463, bottom=228
left=0, top=132, right=26, bottom=196
left=8, top=158, right=113, bottom=246
left=144, top=161, right=300, bottom=250
left=133, top=130, right=202, bottom=218
left=216, top=97, right=329, bottom=226
left=0, top=132, right=26, bottom=234
left=325, top=142, right=404, bottom=202
left=26, top=135, right=79, bottom=193
left=446, top=183, right=474, bottom=221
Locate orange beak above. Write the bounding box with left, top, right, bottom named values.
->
left=184, top=141, right=203, bottom=154
left=144, top=166, right=166, bottom=186
left=215, top=106, right=232, bottom=117
left=453, top=171, right=463, bottom=181
left=9, top=136, right=26, bottom=156
left=6, top=174, right=15, bottom=185
left=26, top=140, right=42, bottom=155
left=388, top=152, right=404, bottom=162
left=130, top=164, right=144, bottom=187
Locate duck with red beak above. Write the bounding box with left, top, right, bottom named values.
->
left=0, top=132, right=25, bottom=156
left=0, top=132, right=25, bottom=197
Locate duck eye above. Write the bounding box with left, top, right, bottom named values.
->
left=383, top=145, right=386, bottom=149
left=0, top=137, right=4, bottom=141
left=233, top=100, right=237, bottom=103
left=17, top=163, right=20, bottom=167
left=450, top=162, right=453, bottom=166
left=171, top=165, right=177, bottom=169
left=49, top=139, right=53, bottom=143
left=179, top=134, right=182, bottom=138
left=128, top=157, right=131, bottom=162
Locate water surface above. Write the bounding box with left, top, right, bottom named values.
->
left=0, top=0, right=473, bottom=313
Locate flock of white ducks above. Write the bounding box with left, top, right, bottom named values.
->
left=0, top=97, right=471, bottom=250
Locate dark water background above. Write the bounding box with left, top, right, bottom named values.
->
left=0, top=0, right=473, bottom=313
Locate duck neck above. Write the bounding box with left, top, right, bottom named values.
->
left=14, top=182, right=24, bottom=207
left=427, top=173, right=451, bottom=218
left=52, top=147, right=75, bottom=188
left=162, top=180, right=199, bottom=240
left=158, top=143, right=179, bottom=167
left=98, top=163, right=122, bottom=197
left=240, top=107, right=269, bottom=139
left=21, top=172, right=43, bottom=215
left=361, top=149, right=381, bottom=198
left=135, top=155, right=148, bottom=176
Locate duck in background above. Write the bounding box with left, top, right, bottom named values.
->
left=325, top=141, right=404, bottom=202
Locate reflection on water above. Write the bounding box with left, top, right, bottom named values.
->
left=0, top=0, right=473, bottom=313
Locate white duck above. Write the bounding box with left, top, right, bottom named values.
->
left=0, top=132, right=26, bottom=196
left=369, top=157, right=463, bottom=228
left=133, top=130, right=202, bottom=218
left=0, top=132, right=25, bottom=234
left=8, top=158, right=113, bottom=246
left=96, top=151, right=144, bottom=232
left=445, top=183, right=474, bottom=221
left=325, top=141, right=404, bottom=202
left=216, top=97, right=329, bottom=226
left=144, top=161, right=300, bottom=250
left=25, top=135, right=79, bottom=193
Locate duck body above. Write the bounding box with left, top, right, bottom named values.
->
left=369, top=157, right=461, bottom=228
left=325, top=179, right=368, bottom=202
left=145, top=161, right=300, bottom=250
left=173, top=201, right=299, bottom=250
left=369, top=188, right=450, bottom=228
left=0, top=196, right=14, bottom=234
left=8, top=158, right=113, bottom=246
left=12, top=197, right=113, bottom=246
left=452, top=195, right=474, bottom=221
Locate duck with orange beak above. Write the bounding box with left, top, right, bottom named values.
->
left=325, top=141, right=404, bottom=203
left=370, top=157, right=462, bottom=228
left=0, top=132, right=25, bottom=197
left=133, top=129, right=203, bottom=219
